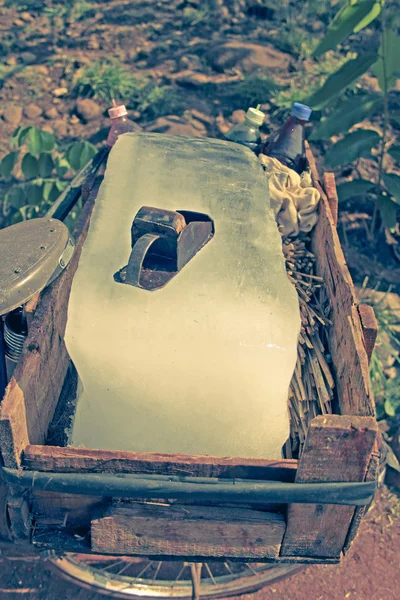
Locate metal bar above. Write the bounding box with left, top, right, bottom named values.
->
left=45, top=147, right=109, bottom=222
left=1, top=468, right=376, bottom=507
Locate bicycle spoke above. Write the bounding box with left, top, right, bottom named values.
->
left=204, top=562, right=217, bottom=585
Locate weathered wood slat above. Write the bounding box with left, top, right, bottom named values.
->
left=358, top=304, right=378, bottom=364
left=280, top=415, right=378, bottom=558
left=306, top=144, right=374, bottom=417
left=323, top=172, right=338, bottom=227
left=32, top=491, right=106, bottom=528
left=0, top=180, right=101, bottom=468
left=91, top=504, right=286, bottom=559
left=23, top=445, right=297, bottom=480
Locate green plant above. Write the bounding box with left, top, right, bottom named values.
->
left=74, top=60, right=183, bottom=119
left=361, top=282, right=400, bottom=419
left=74, top=60, right=145, bottom=105
left=232, top=72, right=281, bottom=110
left=307, top=0, right=400, bottom=238
left=0, top=126, right=96, bottom=227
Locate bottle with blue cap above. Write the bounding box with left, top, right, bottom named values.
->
left=262, top=102, right=312, bottom=173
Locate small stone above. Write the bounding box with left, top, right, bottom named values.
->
left=52, top=87, right=68, bottom=97
left=146, top=115, right=207, bottom=137
left=34, top=65, right=49, bottom=75
left=230, top=109, right=246, bottom=124
left=206, top=41, right=291, bottom=73
left=24, top=103, right=43, bottom=119
left=75, top=98, right=102, bottom=122
left=44, top=107, right=59, bottom=120
left=69, top=114, right=80, bottom=125
left=20, top=11, right=34, bottom=22
left=20, top=51, right=37, bottom=65
left=5, top=56, right=17, bottom=66
left=173, top=70, right=210, bottom=88
left=13, top=18, right=24, bottom=27
left=53, top=119, right=68, bottom=137
left=88, top=36, right=100, bottom=50
left=41, top=124, right=54, bottom=134
left=2, top=105, right=23, bottom=126
left=188, top=109, right=213, bottom=125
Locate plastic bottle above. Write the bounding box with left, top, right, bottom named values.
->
left=106, top=104, right=138, bottom=148
left=224, top=107, right=265, bottom=152
left=262, top=102, right=312, bottom=173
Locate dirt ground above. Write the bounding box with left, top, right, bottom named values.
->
left=0, top=486, right=398, bottom=599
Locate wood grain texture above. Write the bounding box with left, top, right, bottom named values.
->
left=358, top=304, right=378, bottom=364
left=32, top=490, right=106, bottom=528
left=307, top=144, right=374, bottom=417
left=91, top=503, right=286, bottom=558
left=0, top=180, right=101, bottom=468
left=323, top=172, right=338, bottom=226
left=23, top=445, right=297, bottom=481
left=342, top=448, right=380, bottom=555
left=280, top=415, right=378, bottom=558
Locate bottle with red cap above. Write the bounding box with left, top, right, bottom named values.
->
left=106, top=103, right=139, bottom=148
left=261, top=102, right=312, bottom=173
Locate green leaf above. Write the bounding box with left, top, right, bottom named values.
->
left=25, top=181, right=44, bottom=206
left=21, top=153, right=39, bottom=179
left=313, top=0, right=377, bottom=58
left=307, top=53, right=379, bottom=110
left=54, top=157, right=70, bottom=177
left=66, top=141, right=96, bottom=171
left=28, top=127, right=42, bottom=156
left=388, top=145, right=400, bottom=163
left=384, top=398, right=396, bottom=417
left=0, top=151, right=19, bottom=178
left=10, top=127, right=21, bottom=150
left=309, top=93, right=382, bottom=140
left=390, top=110, right=400, bottom=127
left=353, top=1, right=381, bottom=32
left=17, top=126, right=31, bottom=148
left=373, top=29, right=400, bottom=91
left=324, top=129, right=381, bottom=167
left=49, top=183, right=61, bottom=203
left=55, top=179, right=68, bottom=192
left=383, top=172, right=400, bottom=204
left=38, top=153, right=54, bottom=177
left=377, top=195, right=398, bottom=230
left=78, top=141, right=97, bottom=170
left=42, top=181, right=54, bottom=202
left=40, top=130, right=56, bottom=153
left=7, top=186, right=26, bottom=210
left=336, top=179, right=375, bottom=201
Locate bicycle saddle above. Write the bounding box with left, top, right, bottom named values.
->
left=0, top=217, right=75, bottom=316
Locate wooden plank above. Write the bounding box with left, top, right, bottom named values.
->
left=323, top=172, right=338, bottom=226
left=342, top=446, right=380, bottom=554
left=307, top=144, right=374, bottom=417
left=0, top=180, right=102, bottom=468
left=32, top=491, right=106, bottom=528
left=23, top=445, right=297, bottom=481
left=280, top=414, right=378, bottom=558
left=91, top=503, right=286, bottom=559
left=358, top=304, right=378, bottom=364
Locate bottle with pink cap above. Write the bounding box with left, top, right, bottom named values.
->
left=106, top=102, right=139, bottom=148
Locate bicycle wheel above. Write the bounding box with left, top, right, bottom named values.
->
left=48, top=554, right=303, bottom=599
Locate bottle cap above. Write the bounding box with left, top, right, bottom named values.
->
left=291, top=102, right=312, bottom=121
left=108, top=104, right=128, bottom=119
left=245, top=107, right=265, bottom=126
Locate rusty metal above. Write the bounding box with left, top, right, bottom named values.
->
left=115, top=206, right=214, bottom=291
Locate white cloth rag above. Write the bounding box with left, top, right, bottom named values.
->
left=259, top=154, right=320, bottom=237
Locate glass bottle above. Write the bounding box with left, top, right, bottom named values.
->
left=262, top=102, right=312, bottom=173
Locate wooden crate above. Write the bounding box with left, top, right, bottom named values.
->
left=0, top=145, right=379, bottom=563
